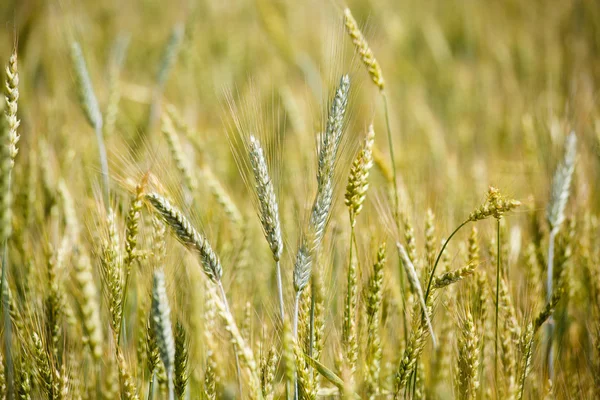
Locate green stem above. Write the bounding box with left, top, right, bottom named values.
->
left=94, top=123, right=110, bottom=209
left=382, top=91, right=410, bottom=348
left=167, top=369, right=175, bottom=400
left=381, top=91, right=399, bottom=220
left=424, top=220, right=470, bottom=303
left=275, top=259, right=285, bottom=324
left=344, top=223, right=355, bottom=344
left=397, top=256, right=408, bottom=347
left=148, top=371, right=155, bottom=400
left=292, top=292, right=300, bottom=400
left=309, top=287, right=315, bottom=359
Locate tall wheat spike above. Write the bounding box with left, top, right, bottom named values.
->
left=247, top=134, right=284, bottom=321
left=545, top=132, right=576, bottom=379
left=293, top=75, right=350, bottom=335
left=71, top=41, right=109, bottom=205
left=152, top=269, right=176, bottom=400
left=1, top=49, right=19, bottom=396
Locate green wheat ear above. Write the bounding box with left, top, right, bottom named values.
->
left=152, top=269, right=175, bottom=400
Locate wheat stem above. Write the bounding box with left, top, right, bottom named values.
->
left=275, top=260, right=285, bottom=323
left=381, top=92, right=399, bottom=225
left=424, top=220, right=469, bottom=303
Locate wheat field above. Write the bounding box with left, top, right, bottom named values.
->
left=0, top=0, right=599, bottom=399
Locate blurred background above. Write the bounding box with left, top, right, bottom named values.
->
left=0, top=0, right=598, bottom=221
left=0, top=1, right=599, bottom=397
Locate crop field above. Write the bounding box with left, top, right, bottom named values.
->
left=0, top=0, right=599, bottom=398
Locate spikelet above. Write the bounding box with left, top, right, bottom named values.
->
left=104, top=35, right=129, bottom=138
left=534, top=288, right=563, bottom=332
left=0, top=48, right=19, bottom=243
left=395, top=299, right=432, bottom=394
left=365, top=243, right=385, bottom=399
left=152, top=216, right=167, bottom=265
left=4, top=283, right=24, bottom=336
left=124, top=174, right=147, bottom=269
left=53, top=364, right=69, bottom=400
left=547, top=132, right=577, bottom=233
left=282, top=320, right=296, bottom=399
left=424, top=209, right=437, bottom=270
left=162, top=113, right=198, bottom=194
left=116, top=347, right=140, bottom=400
left=397, top=243, right=437, bottom=347
left=45, top=250, right=63, bottom=359
left=102, top=208, right=123, bottom=336
left=203, top=280, right=219, bottom=400
left=32, top=332, right=53, bottom=397
left=433, top=262, right=477, bottom=289
left=311, top=74, right=350, bottom=240
left=151, top=269, right=175, bottom=398
left=295, top=328, right=316, bottom=399
left=174, top=322, right=189, bottom=399
left=0, top=351, right=5, bottom=399
left=372, top=147, right=393, bottom=185
left=260, top=343, right=277, bottom=400
left=145, top=315, right=160, bottom=381
left=156, top=24, right=184, bottom=88
left=73, top=248, right=103, bottom=361
left=212, top=286, right=262, bottom=399
left=56, top=179, right=79, bottom=245
left=146, top=193, right=222, bottom=282
left=456, top=311, right=479, bottom=400
left=523, top=243, right=542, bottom=303
left=248, top=134, right=283, bottom=261
left=71, top=42, right=102, bottom=130
left=15, top=356, right=31, bottom=400
left=402, top=213, right=419, bottom=268
left=204, top=358, right=217, bottom=400
left=311, top=267, right=326, bottom=364
left=469, top=186, right=521, bottom=222
left=200, top=165, right=243, bottom=226
left=293, top=75, right=350, bottom=294
left=70, top=42, right=109, bottom=202
left=343, top=8, right=385, bottom=91
left=345, top=125, right=375, bottom=225
left=517, top=323, right=534, bottom=400
left=342, top=255, right=358, bottom=378
left=3, top=49, right=19, bottom=163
